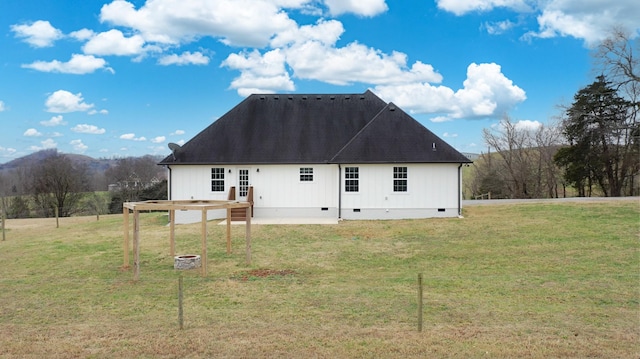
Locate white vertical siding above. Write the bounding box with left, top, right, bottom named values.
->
left=168, top=163, right=461, bottom=223
left=340, top=163, right=460, bottom=220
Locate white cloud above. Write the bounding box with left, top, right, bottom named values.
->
left=24, top=128, right=42, bottom=137
left=30, top=138, right=57, bottom=151
left=437, top=0, right=640, bottom=46
left=71, top=124, right=106, bottom=134
left=514, top=119, right=542, bottom=131
left=120, top=133, right=146, bottom=141
left=324, top=0, right=388, bottom=17
left=70, top=139, right=88, bottom=153
left=436, top=0, right=532, bottom=16
left=222, top=49, right=295, bottom=95
left=374, top=63, right=526, bottom=120
left=151, top=136, right=166, bottom=143
left=22, top=54, right=114, bottom=75
left=158, top=51, right=210, bottom=66
left=443, top=132, right=459, bottom=138
left=523, top=1, right=640, bottom=46
left=83, top=29, right=146, bottom=56
left=69, top=28, right=96, bottom=41
left=45, top=90, right=94, bottom=113
left=484, top=20, right=516, bottom=35
left=0, top=101, right=5, bottom=112
left=40, top=115, right=67, bottom=127
left=171, top=130, right=185, bottom=135
left=10, top=20, right=63, bottom=47
left=88, top=109, right=109, bottom=115
left=99, top=0, right=299, bottom=48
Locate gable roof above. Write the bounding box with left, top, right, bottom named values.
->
left=159, top=90, right=470, bottom=165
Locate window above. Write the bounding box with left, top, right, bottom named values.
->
left=393, top=166, right=407, bottom=192
left=300, top=167, right=313, bottom=182
left=345, top=167, right=359, bottom=192
left=211, top=168, right=225, bottom=192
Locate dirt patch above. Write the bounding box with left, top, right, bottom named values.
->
left=235, top=268, right=296, bottom=281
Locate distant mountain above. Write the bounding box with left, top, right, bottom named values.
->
left=0, top=149, right=118, bottom=172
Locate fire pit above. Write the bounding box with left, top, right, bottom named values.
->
left=174, top=255, right=201, bottom=270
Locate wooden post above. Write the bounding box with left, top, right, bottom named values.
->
left=201, top=209, right=207, bottom=277
left=245, top=205, right=251, bottom=265
left=133, top=210, right=140, bottom=281
left=1, top=205, right=5, bottom=242
left=178, top=275, right=184, bottom=330
left=226, top=208, right=231, bottom=254
left=55, top=206, right=59, bottom=228
left=170, top=209, right=176, bottom=257
left=418, top=273, right=423, bottom=332
left=123, top=206, right=130, bottom=268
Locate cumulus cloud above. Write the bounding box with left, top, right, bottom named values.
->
left=222, top=49, right=295, bottom=95
left=151, top=136, right=166, bottom=143
left=0, top=100, right=5, bottom=112
left=45, top=90, right=94, bottom=113
left=171, top=130, right=185, bottom=135
left=374, top=63, right=526, bottom=120
left=40, top=115, right=67, bottom=127
left=30, top=138, right=57, bottom=151
left=10, top=20, right=63, bottom=47
left=22, top=54, right=114, bottom=74
left=99, top=0, right=299, bottom=47
left=514, top=119, right=542, bottom=131
left=437, top=0, right=640, bottom=46
left=70, top=139, right=88, bottom=153
left=158, top=51, right=210, bottom=66
left=71, top=124, right=106, bottom=134
left=83, top=29, right=146, bottom=56
left=324, top=0, right=388, bottom=17
left=120, top=133, right=146, bottom=141
left=24, top=128, right=42, bottom=137
left=69, top=28, right=96, bottom=41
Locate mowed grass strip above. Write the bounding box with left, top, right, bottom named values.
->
left=0, top=201, right=638, bottom=358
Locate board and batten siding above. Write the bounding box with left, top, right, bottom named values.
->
left=168, top=163, right=462, bottom=223
left=339, top=163, right=461, bottom=220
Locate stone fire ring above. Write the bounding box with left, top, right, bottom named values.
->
left=174, top=255, right=201, bottom=270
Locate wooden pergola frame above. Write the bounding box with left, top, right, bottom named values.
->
left=122, top=200, right=252, bottom=280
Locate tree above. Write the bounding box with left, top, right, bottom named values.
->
left=555, top=76, right=637, bottom=196
left=481, top=116, right=562, bottom=199
left=29, top=152, right=90, bottom=217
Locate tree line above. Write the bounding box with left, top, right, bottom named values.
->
left=468, top=29, right=639, bottom=199
left=0, top=150, right=167, bottom=219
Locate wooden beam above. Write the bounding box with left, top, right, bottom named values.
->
left=245, top=205, right=251, bottom=265
left=201, top=209, right=207, bottom=277
left=169, top=209, right=176, bottom=257
left=123, top=206, right=130, bottom=268
left=133, top=210, right=140, bottom=281
left=226, top=208, right=231, bottom=254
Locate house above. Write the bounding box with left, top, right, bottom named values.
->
left=158, top=90, right=471, bottom=223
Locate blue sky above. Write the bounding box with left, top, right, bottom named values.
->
left=1, top=0, right=638, bottom=163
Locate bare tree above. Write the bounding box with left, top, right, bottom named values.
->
left=480, top=115, right=563, bottom=199
left=29, top=152, right=90, bottom=217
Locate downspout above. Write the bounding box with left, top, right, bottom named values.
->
left=457, top=163, right=462, bottom=216
left=338, top=164, right=342, bottom=219
left=167, top=166, right=172, bottom=200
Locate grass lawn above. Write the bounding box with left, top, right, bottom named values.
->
left=0, top=200, right=638, bottom=358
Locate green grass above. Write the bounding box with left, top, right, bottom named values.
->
left=0, top=201, right=638, bottom=358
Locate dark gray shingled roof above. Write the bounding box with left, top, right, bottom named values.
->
left=159, top=90, right=471, bottom=165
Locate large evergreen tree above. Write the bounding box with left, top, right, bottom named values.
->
left=555, top=76, right=639, bottom=196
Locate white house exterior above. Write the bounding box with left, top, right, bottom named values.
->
left=160, top=91, right=470, bottom=224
